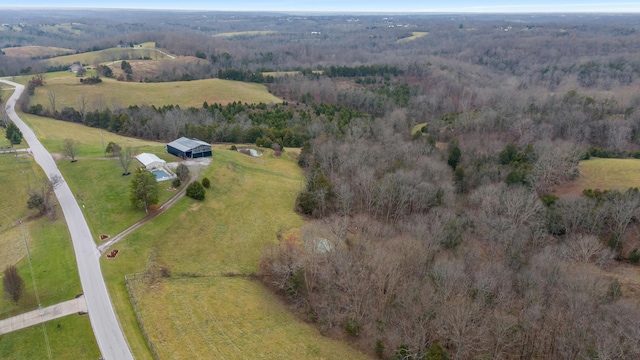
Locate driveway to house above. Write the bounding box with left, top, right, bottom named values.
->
left=1, top=79, right=134, bottom=360
left=0, top=296, right=87, bottom=335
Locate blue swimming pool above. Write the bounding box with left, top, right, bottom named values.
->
left=152, top=169, right=170, bottom=181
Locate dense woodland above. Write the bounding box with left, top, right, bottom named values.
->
left=4, top=10, right=640, bottom=359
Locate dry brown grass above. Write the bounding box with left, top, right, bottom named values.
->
left=1, top=46, right=74, bottom=58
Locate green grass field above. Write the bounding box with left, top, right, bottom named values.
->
left=19, top=113, right=179, bottom=237
left=29, top=74, right=282, bottom=110
left=397, top=31, right=429, bottom=43
left=0, top=152, right=98, bottom=358
left=100, top=147, right=370, bottom=359
left=129, top=276, right=369, bottom=359
left=411, top=122, right=427, bottom=136
left=575, top=158, right=640, bottom=191
left=0, top=314, right=99, bottom=359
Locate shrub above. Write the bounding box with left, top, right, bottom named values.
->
left=3, top=265, right=24, bottom=303
left=202, top=177, right=210, bottom=188
left=172, top=178, right=181, bottom=188
left=186, top=181, right=205, bottom=200
left=230, top=144, right=237, bottom=151
left=630, top=248, right=640, bottom=263
left=375, top=339, right=385, bottom=359
left=344, top=317, right=360, bottom=336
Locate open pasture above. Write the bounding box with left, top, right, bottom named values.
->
left=1, top=46, right=74, bottom=58
left=129, top=276, right=369, bottom=360
left=29, top=75, right=282, bottom=110
left=557, top=158, right=640, bottom=197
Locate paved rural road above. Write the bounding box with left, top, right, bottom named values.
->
left=1, top=79, right=134, bottom=360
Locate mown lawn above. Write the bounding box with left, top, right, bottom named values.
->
left=0, top=152, right=97, bottom=359
left=0, top=153, right=82, bottom=318
left=0, top=314, right=99, bottom=359
left=101, top=147, right=370, bottom=359
left=29, top=74, right=282, bottom=110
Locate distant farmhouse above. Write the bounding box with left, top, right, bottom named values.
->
left=68, top=62, right=85, bottom=75
left=135, top=153, right=166, bottom=170
left=167, top=137, right=212, bottom=159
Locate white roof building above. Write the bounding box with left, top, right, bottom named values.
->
left=135, top=153, right=166, bottom=170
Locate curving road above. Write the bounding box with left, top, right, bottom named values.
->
left=1, top=79, right=134, bottom=360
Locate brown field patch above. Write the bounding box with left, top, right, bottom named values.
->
left=2, top=46, right=74, bottom=58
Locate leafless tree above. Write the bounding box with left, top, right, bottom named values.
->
left=63, top=138, right=78, bottom=162
left=77, top=93, right=87, bottom=123
left=117, top=147, right=134, bottom=175
left=47, top=90, right=57, bottom=114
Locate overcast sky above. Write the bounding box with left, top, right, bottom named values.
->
left=3, top=1, right=640, bottom=13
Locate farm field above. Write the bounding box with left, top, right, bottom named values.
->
left=29, top=75, right=282, bottom=110
left=1, top=45, right=74, bottom=58
left=557, top=158, right=640, bottom=197
left=43, top=46, right=173, bottom=66
left=100, top=146, right=369, bottom=359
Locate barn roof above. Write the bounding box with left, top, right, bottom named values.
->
left=167, top=137, right=210, bottom=152
left=135, top=153, right=165, bottom=167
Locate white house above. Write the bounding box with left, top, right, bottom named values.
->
left=135, top=153, right=166, bottom=170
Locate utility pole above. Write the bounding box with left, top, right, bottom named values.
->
left=100, top=131, right=105, bottom=157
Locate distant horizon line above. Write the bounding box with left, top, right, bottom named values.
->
left=2, top=6, right=640, bottom=15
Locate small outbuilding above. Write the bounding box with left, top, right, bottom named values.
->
left=135, top=153, right=166, bottom=170
left=166, top=137, right=212, bottom=159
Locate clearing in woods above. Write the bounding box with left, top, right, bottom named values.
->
left=556, top=157, right=640, bottom=197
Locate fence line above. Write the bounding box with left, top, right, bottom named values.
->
left=124, top=272, right=161, bottom=360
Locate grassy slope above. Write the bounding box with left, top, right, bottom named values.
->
left=30, top=74, right=282, bottom=110
left=0, top=141, right=98, bottom=357
left=20, top=113, right=178, bottom=237
left=101, top=147, right=370, bottom=359
left=1, top=46, right=74, bottom=58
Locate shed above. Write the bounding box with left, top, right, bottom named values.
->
left=135, top=153, right=166, bottom=170
left=166, top=137, right=212, bottom=159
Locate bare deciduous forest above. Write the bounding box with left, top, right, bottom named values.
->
left=4, top=10, right=640, bottom=359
